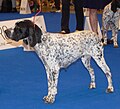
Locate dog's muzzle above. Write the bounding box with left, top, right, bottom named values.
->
left=4, top=29, right=12, bottom=38
left=4, top=27, right=14, bottom=39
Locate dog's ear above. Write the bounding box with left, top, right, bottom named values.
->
left=111, top=0, right=117, bottom=13
left=28, top=24, right=42, bottom=47
left=34, top=24, right=42, bottom=43
left=28, top=27, right=36, bottom=47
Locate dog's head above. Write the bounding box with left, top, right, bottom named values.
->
left=4, top=20, right=42, bottom=47
left=111, top=0, right=120, bottom=13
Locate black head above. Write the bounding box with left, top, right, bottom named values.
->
left=4, top=20, right=42, bottom=47
left=111, top=0, right=120, bottom=13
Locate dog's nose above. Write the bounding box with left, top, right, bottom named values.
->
left=4, top=29, right=11, bottom=38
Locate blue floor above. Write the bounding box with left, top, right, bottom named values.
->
left=0, top=12, right=120, bottom=109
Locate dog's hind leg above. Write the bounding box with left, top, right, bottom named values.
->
left=43, top=64, right=60, bottom=103
left=92, top=45, right=114, bottom=93
left=81, top=55, right=96, bottom=89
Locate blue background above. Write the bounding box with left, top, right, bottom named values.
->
left=0, top=12, right=120, bottom=109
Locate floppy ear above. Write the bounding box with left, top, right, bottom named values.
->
left=28, top=27, right=37, bottom=47
left=111, top=0, right=117, bottom=13
left=34, top=24, right=42, bottom=43
left=28, top=24, right=42, bottom=47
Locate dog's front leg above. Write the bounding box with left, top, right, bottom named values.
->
left=43, top=65, right=60, bottom=104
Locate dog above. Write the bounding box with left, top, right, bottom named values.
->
left=4, top=20, right=114, bottom=103
left=102, top=0, right=120, bottom=48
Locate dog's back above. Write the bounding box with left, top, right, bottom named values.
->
left=35, top=30, right=102, bottom=68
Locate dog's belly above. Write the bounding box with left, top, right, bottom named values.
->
left=35, top=42, right=90, bottom=69
left=34, top=43, right=83, bottom=67
left=56, top=49, right=83, bottom=68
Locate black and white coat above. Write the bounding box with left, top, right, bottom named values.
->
left=5, top=20, right=114, bottom=103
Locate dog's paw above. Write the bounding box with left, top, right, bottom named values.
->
left=43, top=94, right=55, bottom=104
left=106, top=86, right=114, bottom=93
left=114, top=43, right=119, bottom=48
left=89, top=82, right=96, bottom=89
left=103, top=42, right=107, bottom=46
left=113, top=41, right=119, bottom=48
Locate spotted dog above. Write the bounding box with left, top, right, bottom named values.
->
left=102, top=0, right=120, bottom=47
left=4, top=20, right=114, bottom=103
